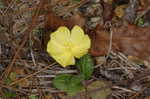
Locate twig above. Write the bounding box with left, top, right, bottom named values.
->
left=36, top=75, right=56, bottom=78
left=105, top=22, right=113, bottom=60
left=29, top=31, right=36, bottom=66
left=0, top=83, right=27, bottom=95
left=9, top=62, right=56, bottom=86
left=112, top=86, right=135, bottom=93
left=1, top=0, right=16, bottom=15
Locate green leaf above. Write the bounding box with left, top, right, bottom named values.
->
left=53, top=74, right=83, bottom=95
left=4, top=78, right=12, bottom=85
left=76, top=54, right=94, bottom=80
left=9, top=72, right=17, bottom=81
left=4, top=91, right=16, bottom=98
left=136, top=18, right=144, bottom=26
left=72, top=0, right=81, bottom=2
left=29, top=95, right=38, bottom=99
left=4, top=72, right=17, bottom=85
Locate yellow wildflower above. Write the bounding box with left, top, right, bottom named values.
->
left=47, top=25, right=91, bottom=67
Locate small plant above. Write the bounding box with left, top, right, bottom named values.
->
left=52, top=54, right=94, bottom=95
left=47, top=26, right=93, bottom=95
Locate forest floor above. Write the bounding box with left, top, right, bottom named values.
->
left=0, top=0, right=150, bottom=99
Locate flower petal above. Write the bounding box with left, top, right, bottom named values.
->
left=70, top=25, right=84, bottom=45
left=47, top=26, right=75, bottom=67
left=47, top=39, right=75, bottom=67
left=51, top=26, right=70, bottom=46
left=70, top=26, right=91, bottom=58
left=47, top=39, right=66, bottom=55
left=53, top=53, right=75, bottom=67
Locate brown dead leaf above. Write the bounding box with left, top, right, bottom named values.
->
left=144, top=96, right=150, bottom=99
left=12, top=68, right=30, bottom=87
left=103, top=0, right=114, bottom=5
left=89, top=24, right=150, bottom=62
left=139, top=0, right=150, bottom=10
left=45, top=10, right=68, bottom=31
left=87, top=81, right=111, bottom=99
left=45, top=94, right=53, bottom=99
left=45, top=10, right=85, bottom=31
left=69, top=14, right=85, bottom=28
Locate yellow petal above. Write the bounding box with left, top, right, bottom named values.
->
left=70, top=26, right=91, bottom=58
left=47, top=39, right=66, bottom=55
left=70, top=25, right=84, bottom=45
left=52, top=53, right=75, bottom=67
left=51, top=26, right=70, bottom=46
left=47, top=26, right=75, bottom=67
left=47, top=39, right=75, bottom=67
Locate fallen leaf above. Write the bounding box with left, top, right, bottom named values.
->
left=103, top=0, right=114, bottom=5
left=128, top=56, right=144, bottom=65
left=9, top=72, right=17, bottom=81
left=95, top=56, right=106, bottom=65
left=139, top=0, right=150, bottom=10
left=12, top=68, right=30, bottom=87
left=45, top=94, right=53, bottom=99
left=45, top=10, right=68, bottom=31
left=58, top=81, right=111, bottom=99
left=144, top=96, right=150, bottom=99
left=89, top=24, right=150, bottom=62
left=45, top=10, right=85, bottom=31
left=87, top=81, right=112, bottom=99
left=69, top=14, right=85, bottom=28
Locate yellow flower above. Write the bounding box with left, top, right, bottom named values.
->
left=47, top=25, right=91, bottom=67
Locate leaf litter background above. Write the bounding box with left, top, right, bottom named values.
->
left=0, top=0, right=150, bottom=99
